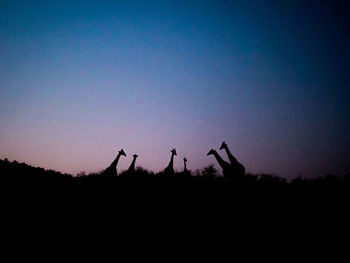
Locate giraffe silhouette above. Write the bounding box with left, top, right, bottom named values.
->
left=126, top=154, right=138, bottom=174
left=164, top=148, right=177, bottom=175
left=103, top=149, right=126, bottom=176
left=183, top=157, right=188, bottom=173
left=183, top=157, right=190, bottom=176
left=220, top=141, right=246, bottom=177
left=207, top=149, right=234, bottom=179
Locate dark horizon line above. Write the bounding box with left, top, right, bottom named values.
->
left=1, top=157, right=349, bottom=183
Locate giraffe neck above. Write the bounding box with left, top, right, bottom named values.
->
left=212, top=151, right=227, bottom=169
left=168, top=153, right=175, bottom=168
left=184, top=160, right=187, bottom=171
left=223, top=146, right=238, bottom=165
left=111, top=153, right=121, bottom=167
left=128, top=157, right=137, bottom=171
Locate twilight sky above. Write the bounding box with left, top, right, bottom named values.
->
left=0, top=0, right=349, bottom=179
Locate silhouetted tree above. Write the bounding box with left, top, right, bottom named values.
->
left=201, top=165, right=218, bottom=179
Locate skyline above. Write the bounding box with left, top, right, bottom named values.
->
left=0, top=0, right=349, bottom=179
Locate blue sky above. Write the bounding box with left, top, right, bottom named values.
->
left=0, top=0, right=349, bottom=178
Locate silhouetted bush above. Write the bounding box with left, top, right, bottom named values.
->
left=200, top=165, right=218, bottom=179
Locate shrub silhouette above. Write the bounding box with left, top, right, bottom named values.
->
left=201, top=165, right=218, bottom=179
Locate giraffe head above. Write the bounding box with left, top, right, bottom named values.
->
left=119, top=149, right=127, bottom=157
left=220, top=141, right=227, bottom=150
left=133, top=154, right=138, bottom=159
left=171, top=148, right=177, bottom=156
left=183, top=157, right=187, bottom=163
left=207, top=149, right=216, bottom=156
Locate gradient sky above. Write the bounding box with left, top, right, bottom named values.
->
left=1, top=0, right=349, bottom=179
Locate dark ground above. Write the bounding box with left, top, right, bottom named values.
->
left=1, top=158, right=348, bottom=256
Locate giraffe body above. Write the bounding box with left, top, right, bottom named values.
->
left=183, top=157, right=190, bottom=176
left=103, top=149, right=126, bottom=176
left=220, top=141, right=245, bottom=178
left=207, top=149, right=235, bottom=179
left=125, top=154, right=138, bottom=175
left=164, top=149, right=177, bottom=175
